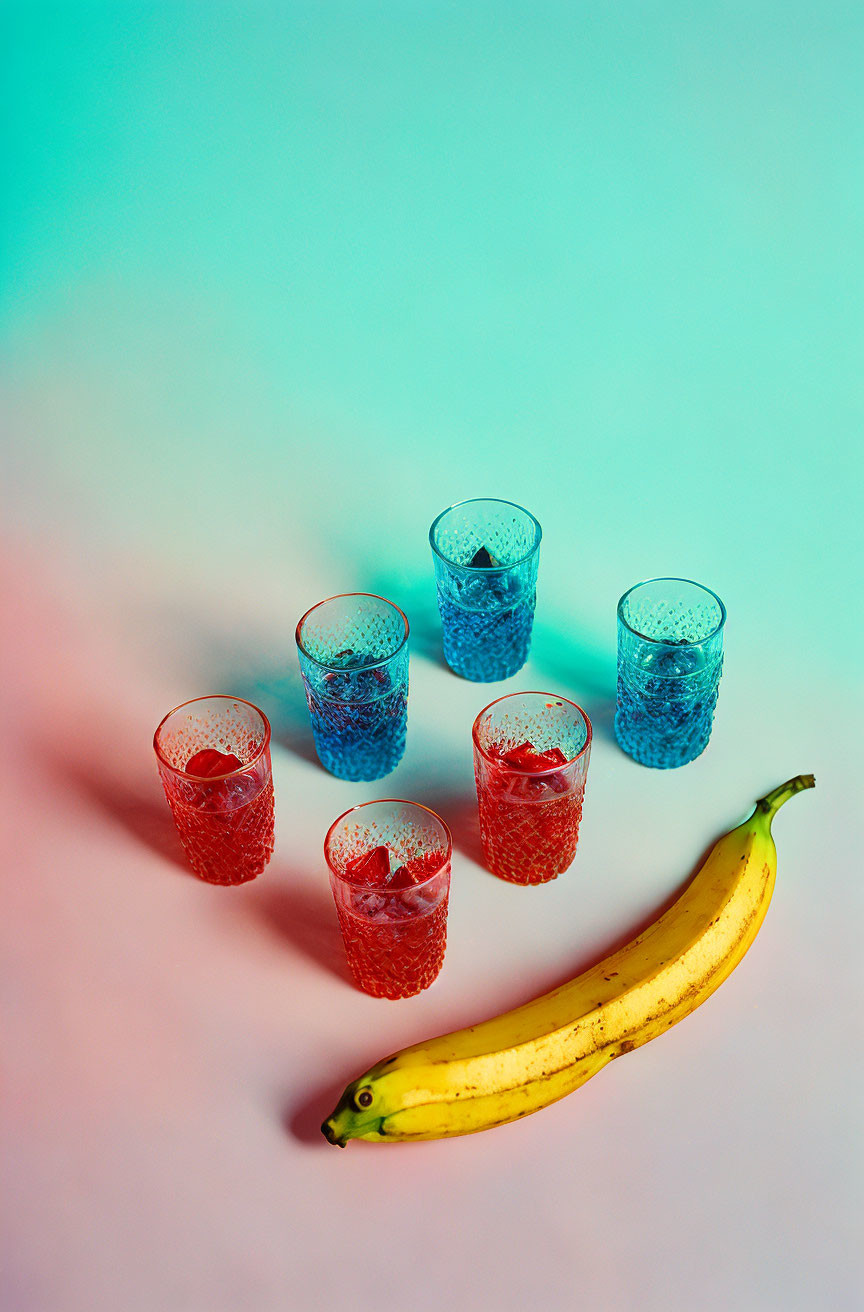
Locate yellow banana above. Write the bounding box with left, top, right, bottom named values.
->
left=322, top=775, right=813, bottom=1146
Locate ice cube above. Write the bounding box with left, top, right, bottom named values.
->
left=470, top=546, right=499, bottom=568
left=184, top=748, right=244, bottom=777
left=387, top=865, right=414, bottom=890
left=504, top=773, right=546, bottom=801
left=344, top=845, right=391, bottom=888
left=355, top=891, right=387, bottom=919
left=492, top=742, right=573, bottom=800
left=501, top=742, right=541, bottom=770
left=389, top=851, right=445, bottom=888
left=503, top=742, right=568, bottom=772
left=386, top=897, right=415, bottom=919
left=226, top=773, right=258, bottom=807
left=651, top=645, right=705, bottom=678
left=545, top=768, right=572, bottom=795
left=402, top=888, right=431, bottom=915
left=333, top=648, right=385, bottom=669
left=323, top=652, right=391, bottom=702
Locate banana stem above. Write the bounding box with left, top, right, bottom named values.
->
left=756, top=774, right=815, bottom=819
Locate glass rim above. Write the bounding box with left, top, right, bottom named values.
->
left=153, top=694, right=272, bottom=781
left=616, top=577, right=727, bottom=646
left=428, top=498, right=542, bottom=573
left=324, top=798, right=453, bottom=890
left=294, top=592, right=410, bottom=672
left=471, top=691, right=593, bottom=774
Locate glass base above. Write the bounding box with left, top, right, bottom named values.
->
left=313, top=737, right=407, bottom=781
left=335, top=902, right=447, bottom=998
left=614, top=711, right=713, bottom=769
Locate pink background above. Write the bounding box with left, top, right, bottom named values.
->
left=2, top=539, right=857, bottom=1311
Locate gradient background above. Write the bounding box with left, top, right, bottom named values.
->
left=2, top=4, right=861, bottom=1311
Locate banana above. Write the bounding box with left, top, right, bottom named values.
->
left=322, top=775, right=814, bottom=1146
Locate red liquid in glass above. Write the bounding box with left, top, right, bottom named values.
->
left=477, top=741, right=583, bottom=885
left=166, top=748, right=275, bottom=885
left=335, top=848, right=448, bottom=999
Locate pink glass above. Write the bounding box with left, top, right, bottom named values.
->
left=472, top=691, right=592, bottom=885
left=153, top=695, right=275, bottom=885
left=324, top=800, right=452, bottom=999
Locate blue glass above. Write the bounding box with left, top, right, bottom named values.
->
left=429, top=499, right=541, bottom=681
left=295, top=593, right=409, bottom=781
left=615, top=578, right=726, bottom=769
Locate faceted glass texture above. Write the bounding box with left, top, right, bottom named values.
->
left=325, top=800, right=451, bottom=999
left=154, top=696, right=275, bottom=885
left=430, top=499, right=541, bottom=681
left=296, top=594, right=409, bottom=781
left=473, top=692, right=592, bottom=885
left=615, top=578, right=726, bottom=769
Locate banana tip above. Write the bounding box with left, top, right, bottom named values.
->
left=321, top=1118, right=347, bottom=1148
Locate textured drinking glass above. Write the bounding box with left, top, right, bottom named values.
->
left=324, top=800, right=452, bottom=999
left=473, top=692, right=592, bottom=885
left=430, top=498, right=541, bottom=681
left=296, top=594, right=409, bottom=781
left=153, top=695, right=275, bottom=885
left=615, top=578, right=726, bottom=769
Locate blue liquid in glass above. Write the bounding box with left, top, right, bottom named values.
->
left=614, top=644, right=722, bottom=769
left=437, top=584, right=535, bottom=682
left=305, top=653, right=407, bottom=782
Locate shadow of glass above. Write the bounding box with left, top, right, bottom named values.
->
left=364, top=572, right=620, bottom=709
left=46, top=753, right=191, bottom=874
left=529, top=618, right=618, bottom=741
left=151, top=601, right=323, bottom=769
left=227, top=667, right=321, bottom=767
left=245, top=878, right=349, bottom=985
left=409, top=787, right=485, bottom=868
left=364, top=569, right=448, bottom=670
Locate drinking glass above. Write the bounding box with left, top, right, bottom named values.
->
left=429, top=499, right=541, bottom=681
left=324, top=800, right=452, bottom=999
left=153, top=695, right=275, bottom=884
left=615, top=578, right=726, bottom=768
left=296, top=594, right=409, bottom=781
left=472, top=692, right=592, bottom=885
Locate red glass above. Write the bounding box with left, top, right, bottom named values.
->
left=473, top=692, right=592, bottom=885
left=154, top=695, right=275, bottom=885
left=324, top=800, right=452, bottom=999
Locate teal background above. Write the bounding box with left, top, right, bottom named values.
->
left=2, top=7, right=862, bottom=1312
left=3, top=1, right=861, bottom=674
